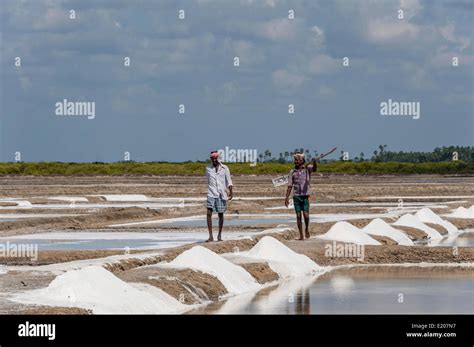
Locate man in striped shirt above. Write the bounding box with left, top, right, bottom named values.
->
left=285, top=152, right=317, bottom=241
left=206, top=151, right=233, bottom=242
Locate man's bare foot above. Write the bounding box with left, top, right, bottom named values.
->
left=205, top=238, right=214, bottom=242
left=295, top=237, right=305, bottom=241
left=305, top=231, right=310, bottom=239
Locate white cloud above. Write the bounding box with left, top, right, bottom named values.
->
left=308, top=54, right=341, bottom=75
left=367, top=20, right=420, bottom=44
left=224, top=39, right=265, bottom=65
left=205, top=81, right=250, bottom=104
left=265, top=0, right=278, bottom=7
left=310, top=25, right=325, bottom=47
left=260, top=18, right=299, bottom=41
left=272, top=69, right=306, bottom=89
left=399, top=0, right=423, bottom=20
left=439, top=23, right=470, bottom=51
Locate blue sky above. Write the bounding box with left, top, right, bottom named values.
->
left=0, top=0, right=473, bottom=162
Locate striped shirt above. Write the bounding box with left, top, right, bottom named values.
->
left=288, top=165, right=313, bottom=196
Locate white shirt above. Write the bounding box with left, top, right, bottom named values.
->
left=206, top=163, right=233, bottom=200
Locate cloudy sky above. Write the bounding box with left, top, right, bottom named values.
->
left=0, top=0, right=472, bottom=162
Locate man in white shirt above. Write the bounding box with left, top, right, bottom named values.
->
left=206, top=151, right=233, bottom=242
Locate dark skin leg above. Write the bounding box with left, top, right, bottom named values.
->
left=303, top=210, right=310, bottom=238
left=206, top=208, right=214, bottom=242
left=285, top=155, right=317, bottom=241
left=296, top=211, right=304, bottom=240
left=207, top=156, right=233, bottom=242
left=217, top=213, right=224, bottom=241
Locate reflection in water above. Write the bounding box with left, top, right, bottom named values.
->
left=295, top=287, right=311, bottom=314
left=194, top=266, right=474, bottom=314
left=429, top=232, right=474, bottom=247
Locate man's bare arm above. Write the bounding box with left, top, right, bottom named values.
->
left=306, top=158, right=318, bottom=172
left=284, top=186, right=292, bottom=207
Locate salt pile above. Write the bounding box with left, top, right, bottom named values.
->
left=167, top=246, right=261, bottom=294
left=393, top=214, right=443, bottom=240
left=12, top=266, right=188, bottom=314
left=415, top=208, right=459, bottom=234
left=362, top=218, right=414, bottom=246
left=16, top=201, right=32, bottom=208
left=0, top=265, right=8, bottom=274
left=48, top=196, right=89, bottom=202
left=98, top=194, right=150, bottom=202
left=242, top=236, right=324, bottom=278
left=448, top=206, right=474, bottom=219
left=317, top=222, right=381, bottom=245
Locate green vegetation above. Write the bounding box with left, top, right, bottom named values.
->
left=0, top=160, right=472, bottom=176
left=1, top=146, right=472, bottom=175
left=270, top=146, right=474, bottom=163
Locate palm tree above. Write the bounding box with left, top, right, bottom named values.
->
left=264, top=150, right=271, bottom=161
left=278, top=153, right=285, bottom=163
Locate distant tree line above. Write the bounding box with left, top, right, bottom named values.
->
left=261, top=146, right=473, bottom=163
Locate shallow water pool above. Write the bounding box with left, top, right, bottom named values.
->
left=192, top=267, right=474, bottom=314
left=428, top=232, right=474, bottom=247
left=0, top=231, right=257, bottom=251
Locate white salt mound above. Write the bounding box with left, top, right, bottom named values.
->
left=0, top=265, right=8, bottom=274
left=17, top=201, right=32, bottom=208
left=99, top=194, right=150, bottom=202
left=168, top=246, right=260, bottom=294
left=393, top=214, right=443, bottom=240
left=48, top=196, right=89, bottom=202
left=415, top=208, right=459, bottom=234
left=12, top=266, right=187, bottom=314
left=448, top=206, right=474, bottom=219
left=317, top=222, right=381, bottom=245
left=362, top=218, right=414, bottom=246
left=244, top=236, right=324, bottom=278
